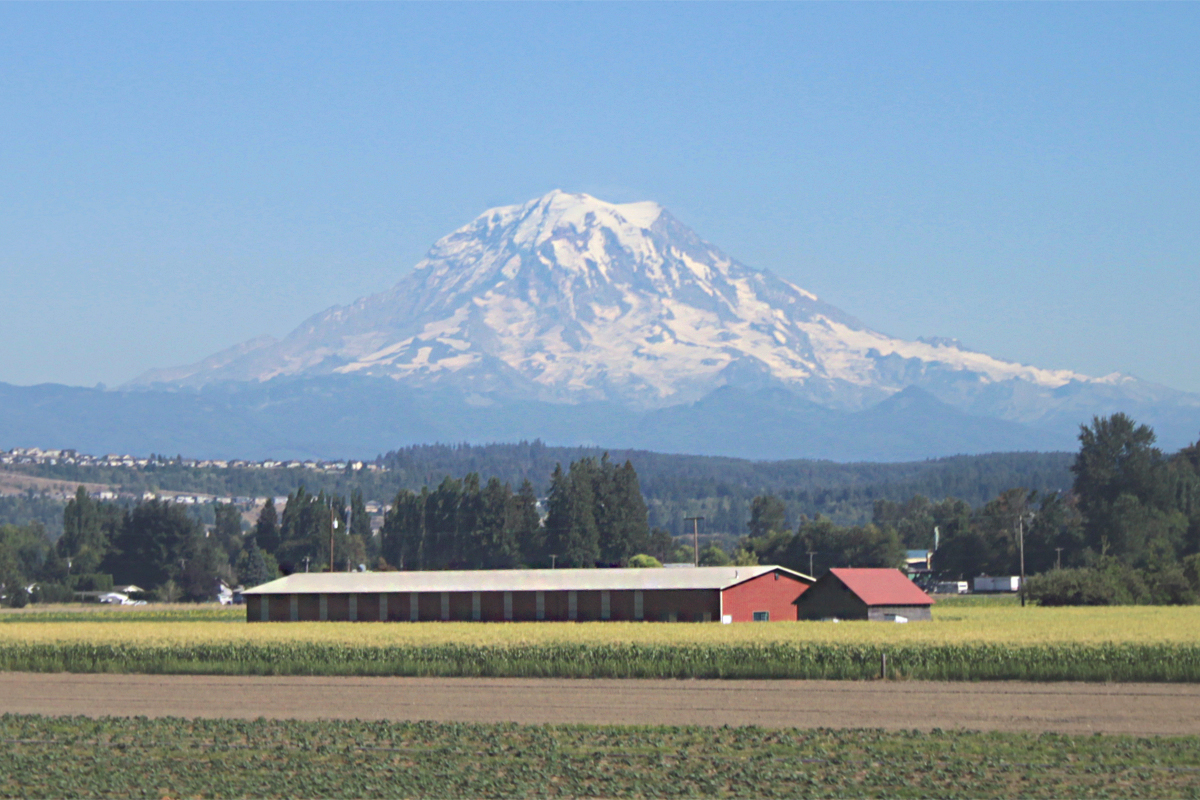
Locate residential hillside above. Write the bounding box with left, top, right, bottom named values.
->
left=2, top=444, right=1074, bottom=537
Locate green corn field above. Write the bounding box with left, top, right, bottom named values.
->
left=1, top=640, right=1198, bottom=681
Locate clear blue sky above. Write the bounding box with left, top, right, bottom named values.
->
left=2, top=3, right=1197, bottom=392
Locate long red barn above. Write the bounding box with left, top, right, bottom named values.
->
left=242, top=566, right=813, bottom=623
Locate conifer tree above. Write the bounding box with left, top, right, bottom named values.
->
left=59, top=486, right=117, bottom=575
left=544, top=462, right=600, bottom=567
left=213, top=503, right=243, bottom=561
left=599, top=459, right=650, bottom=564
left=254, top=497, right=280, bottom=554
left=513, top=479, right=543, bottom=564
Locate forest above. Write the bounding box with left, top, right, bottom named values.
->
left=0, top=413, right=1197, bottom=605
left=4, top=445, right=1074, bottom=538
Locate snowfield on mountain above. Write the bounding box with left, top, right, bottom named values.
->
left=128, top=190, right=1167, bottom=426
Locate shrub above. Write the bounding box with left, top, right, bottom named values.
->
left=1027, top=563, right=1197, bottom=606
left=1026, top=568, right=1124, bottom=606
left=627, top=554, right=662, bottom=568
left=31, top=583, right=75, bottom=604
left=71, top=573, right=113, bottom=592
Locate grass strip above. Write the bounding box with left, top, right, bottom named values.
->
left=2, top=713, right=1199, bottom=798
left=2, top=641, right=1199, bottom=681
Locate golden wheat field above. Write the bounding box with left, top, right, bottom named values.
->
left=1, top=604, right=1198, bottom=647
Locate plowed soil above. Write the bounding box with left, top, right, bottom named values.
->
left=2, top=673, right=1198, bottom=735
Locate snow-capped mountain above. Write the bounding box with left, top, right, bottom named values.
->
left=130, top=190, right=1167, bottom=430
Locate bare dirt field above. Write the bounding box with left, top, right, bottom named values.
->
left=0, top=469, right=110, bottom=496
left=3, top=673, right=1198, bottom=735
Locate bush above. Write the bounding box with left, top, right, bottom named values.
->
left=30, top=583, right=75, bottom=604
left=1026, top=568, right=1125, bottom=606
left=627, top=554, right=662, bottom=568
left=72, top=573, right=113, bottom=592
left=1027, top=562, right=1199, bottom=606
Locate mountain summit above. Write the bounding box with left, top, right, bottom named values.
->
left=130, top=190, right=1137, bottom=425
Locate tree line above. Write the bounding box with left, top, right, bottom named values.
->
left=14, top=442, right=1074, bottom=538
left=377, top=455, right=662, bottom=570
left=733, top=413, right=1200, bottom=603
left=0, top=455, right=662, bottom=604
left=3, top=414, right=1198, bottom=605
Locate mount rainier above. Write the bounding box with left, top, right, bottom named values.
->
left=131, top=192, right=1145, bottom=411
left=6, top=191, right=1197, bottom=461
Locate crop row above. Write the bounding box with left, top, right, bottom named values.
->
left=2, top=640, right=1199, bottom=681
left=2, top=713, right=1198, bottom=798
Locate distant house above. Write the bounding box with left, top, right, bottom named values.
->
left=794, top=568, right=934, bottom=622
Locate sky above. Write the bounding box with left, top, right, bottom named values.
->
left=1, top=3, right=1197, bottom=392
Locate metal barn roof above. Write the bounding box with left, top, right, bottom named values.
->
left=827, top=568, right=934, bottom=606
left=243, top=566, right=812, bottom=595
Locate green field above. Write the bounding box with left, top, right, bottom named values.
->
left=1, top=714, right=1196, bottom=799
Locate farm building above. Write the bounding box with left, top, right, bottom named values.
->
left=794, top=567, right=934, bottom=621
left=243, top=566, right=813, bottom=623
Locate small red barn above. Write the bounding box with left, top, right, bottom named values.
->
left=794, top=567, right=934, bottom=621
left=243, top=566, right=813, bottom=623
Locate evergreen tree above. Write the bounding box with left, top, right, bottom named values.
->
left=1072, top=414, right=1185, bottom=566
left=59, top=486, right=118, bottom=575
left=254, top=498, right=280, bottom=554
left=426, top=477, right=464, bottom=569
left=457, top=473, right=484, bottom=568
left=349, top=490, right=371, bottom=539
left=544, top=462, right=600, bottom=567
left=212, top=502, right=243, bottom=561
left=480, top=477, right=520, bottom=569
left=599, top=459, right=650, bottom=564
left=180, top=535, right=232, bottom=601
left=102, top=500, right=202, bottom=591
left=382, top=487, right=428, bottom=570
left=276, top=486, right=340, bottom=571
left=747, top=495, right=788, bottom=539
left=237, top=541, right=276, bottom=587
left=512, top=479, right=543, bottom=565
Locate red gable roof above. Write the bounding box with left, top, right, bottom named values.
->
left=828, top=568, right=933, bottom=606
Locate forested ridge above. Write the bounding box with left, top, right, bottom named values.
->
left=3, top=415, right=1198, bottom=606
left=4, top=445, right=1074, bottom=536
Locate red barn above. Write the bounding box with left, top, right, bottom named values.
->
left=793, top=567, right=934, bottom=621
left=243, top=566, right=813, bottom=623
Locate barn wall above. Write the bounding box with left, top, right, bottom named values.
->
left=721, top=571, right=809, bottom=622
left=268, top=594, right=292, bottom=622
left=640, top=589, right=720, bottom=622
left=794, top=578, right=870, bottom=620
left=867, top=605, right=933, bottom=622
left=252, top=584, right=762, bottom=623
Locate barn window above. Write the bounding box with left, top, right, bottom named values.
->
left=753, top=611, right=770, bottom=622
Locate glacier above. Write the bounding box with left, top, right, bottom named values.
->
left=109, top=189, right=1200, bottom=458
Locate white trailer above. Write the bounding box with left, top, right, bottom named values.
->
left=973, top=576, right=1021, bottom=593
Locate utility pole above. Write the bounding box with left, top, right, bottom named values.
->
left=807, top=550, right=816, bottom=577
left=302, top=556, right=311, bottom=573
left=685, top=517, right=704, bottom=566
left=1055, top=547, right=1063, bottom=571
left=550, top=554, right=557, bottom=569
left=1018, top=513, right=1033, bottom=608
left=329, top=507, right=339, bottom=572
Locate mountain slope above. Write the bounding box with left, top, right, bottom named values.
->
left=95, top=189, right=1200, bottom=460
left=129, top=191, right=1123, bottom=416
left=0, top=378, right=1076, bottom=462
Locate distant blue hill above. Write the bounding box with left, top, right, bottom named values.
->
left=0, top=377, right=1083, bottom=462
